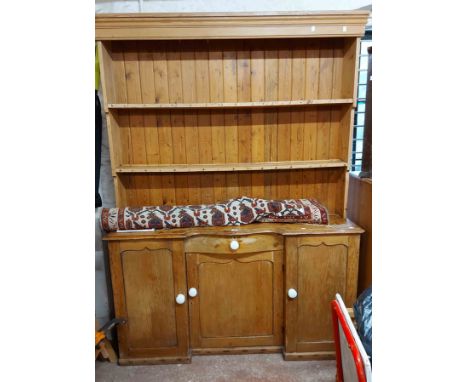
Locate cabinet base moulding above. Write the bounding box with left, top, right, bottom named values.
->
left=192, top=346, right=282, bottom=356
left=282, top=351, right=336, bottom=361
left=118, top=356, right=192, bottom=366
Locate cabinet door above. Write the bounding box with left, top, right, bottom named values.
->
left=108, top=240, right=189, bottom=364
left=284, top=235, right=360, bottom=359
left=186, top=235, right=283, bottom=349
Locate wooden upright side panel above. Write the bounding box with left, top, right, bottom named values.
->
left=342, top=38, right=360, bottom=217
left=342, top=38, right=360, bottom=101
left=347, top=174, right=372, bottom=294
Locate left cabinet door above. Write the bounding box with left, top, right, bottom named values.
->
left=107, top=239, right=190, bottom=365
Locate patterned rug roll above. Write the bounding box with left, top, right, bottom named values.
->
left=100, top=196, right=329, bottom=232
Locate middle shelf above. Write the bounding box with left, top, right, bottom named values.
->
left=107, top=99, right=354, bottom=110
left=115, top=159, right=348, bottom=174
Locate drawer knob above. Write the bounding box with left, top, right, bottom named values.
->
left=175, top=293, right=186, bottom=305
left=288, top=288, right=298, bottom=299
left=230, top=239, right=240, bottom=251
left=188, top=287, right=198, bottom=298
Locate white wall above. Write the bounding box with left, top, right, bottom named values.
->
left=96, top=0, right=372, bottom=14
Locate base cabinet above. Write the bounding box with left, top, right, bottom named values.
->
left=284, top=235, right=360, bottom=360
left=106, top=231, right=360, bottom=364
left=108, top=240, right=190, bottom=364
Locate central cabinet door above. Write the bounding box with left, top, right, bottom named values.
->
left=186, top=234, right=284, bottom=350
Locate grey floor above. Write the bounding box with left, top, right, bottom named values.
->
left=95, top=354, right=336, bottom=382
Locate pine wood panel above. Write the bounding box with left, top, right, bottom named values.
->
left=209, top=42, right=227, bottom=202
left=195, top=46, right=215, bottom=204
left=199, top=256, right=273, bottom=337
left=108, top=39, right=352, bottom=104
left=98, top=14, right=367, bottom=365
left=290, top=41, right=306, bottom=199
left=117, top=167, right=345, bottom=213
left=276, top=46, right=292, bottom=200
left=223, top=44, right=240, bottom=199
left=347, top=174, right=372, bottom=295
left=152, top=41, right=176, bottom=205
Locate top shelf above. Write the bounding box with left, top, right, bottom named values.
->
left=108, top=99, right=354, bottom=110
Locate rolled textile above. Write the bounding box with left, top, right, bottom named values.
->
left=100, top=196, right=329, bottom=232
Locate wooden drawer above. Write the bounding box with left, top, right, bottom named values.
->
left=185, top=233, right=283, bottom=254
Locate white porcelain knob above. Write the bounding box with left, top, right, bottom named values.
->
left=230, top=239, right=240, bottom=251
left=288, top=288, right=298, bottom=299
left=175, top=294, right=186, bottom=305
left=188, top=288, right=198, bottom=298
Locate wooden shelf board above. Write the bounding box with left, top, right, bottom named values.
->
left=116, top=160, right=347, bottom=174
left=108, top=99, right=353, bottom=110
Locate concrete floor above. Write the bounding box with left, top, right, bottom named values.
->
left=95, top=354, right=336, bottom=382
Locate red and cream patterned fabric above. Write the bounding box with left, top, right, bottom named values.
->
left=100, top=196, right=329, bottom=232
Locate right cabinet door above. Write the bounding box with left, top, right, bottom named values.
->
left=284, top=234, right=360, bottom=359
